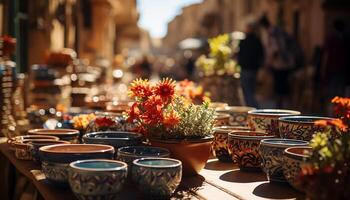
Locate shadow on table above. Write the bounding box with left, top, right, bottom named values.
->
left=204, top=160, right=234, bottom=171
left=253, top=182, right=305, bottom=199
left=172, top=174, right=205, bottom=199
left=219, top=170, right=267, bottom=183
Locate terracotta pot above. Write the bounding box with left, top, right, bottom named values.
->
left=150, top=137, right=213, bottom=176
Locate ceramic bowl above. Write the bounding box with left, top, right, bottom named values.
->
left=259, top=139, right=309, bottom=182
left=227, top=131, right=275, bottom=170
left=283, top=147, right=311, bottom=192
left=212, top=126, right=250, bottom=162
left=8, top=135, right=59, bottom=148
left=12, top=139, right=36, bottom=160
left=279, top=116, right=334, bottom=141
left=248, top=109, right=301, bottom=137
left=83, top=131, right=143, bottom=151
left=28, top=129, right=80, bottom=143
left=29, top=140, right=70, bottom=163
left=39, top=144, right=115, bottom=184
left=214, top=113, right=231, bottom=126
left=68, top=159, right=127, bottom=199
left=209, top=102, right=228, bottom=109
left=216, top=106, right=256, bottom=126
left=132, top=158, right=182, bottom=198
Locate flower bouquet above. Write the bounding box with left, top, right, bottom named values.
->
left=300, top=97, right=350, bottom=200
left=126, top=78, right=215, bottom=175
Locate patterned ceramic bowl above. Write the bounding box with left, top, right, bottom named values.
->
left=247, top=109, right=301, bottom=137
left=28, top=129, right=80, bottom=143
left=8, top=135, right=59, bottom=148
left=42, top=161, right=69, bottom=185
left=68, top=159, right=127, bottom=200
left=227, top=131, right=275, bottom=170
left=216, top=106, right=256, bottom=126
left=132, top=158, right=182, bottom=198
left=259, top=139, right=309, bottom=182
left=117, top=146, right=170, bottom=177
left=282, top=146, right=311, bottom=192
left=214, top=113, right=231, bottom=126
left=212, top=126, right=250, bottom=162
left=278, top=116, right=334, bottom=141
left=83, top=131, right=143, bottom=155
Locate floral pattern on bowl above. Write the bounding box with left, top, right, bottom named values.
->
left=212, top=126, right=250, bottom=162
left=282, top=146, right=311, bottom=192
left=216, top=106, right=256, bottom=126
left=228, top=131, right=275, bottom=170
left=259, top=139, right=309, bottom=182
left=248, top=109, right=301, bottom=137
left=42, top=161, right=69, bottom=185
left=278, top=116, right=333, bottom=141
left=68, top=159, right=127, bottom=200
left=132, top=158, right=182, bottom=198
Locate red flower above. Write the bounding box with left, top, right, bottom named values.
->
left=154, top=78, right=176, bottom=103
left=1, top=35, right=16, bottom=56
left=141, top=96, right=164, bottom=125
left=127, top=102, right=141, bottom=123
left=163, top=110, right=180, bottom=127
left=94, top=117, right=116, bottom=127
left=128, top=79, right=153, bottom=99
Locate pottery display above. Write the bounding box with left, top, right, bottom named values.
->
left=150, top=137, right=212, bottom=176
left=83, top=131, right=143, bottom=154
left=248, top=109, right=301, bottom=137
left=282, top=146, right=312, bottom=192
left=39, top=144, right=114, bottom=184
left=214, top=113, right=231, bottom=126
left=212, top=126, right=250, bottom=162
left=227, top=131, right=275, bottom=170
left=68, top=159, right=127, bottom=200
left=12, top=140, right=36, bottom=160
left=279, top=116, right=333, bottom=141
left=117, top=146, right=170, bottom=176
left=259, top=139, right=309, bottom=182
left=29, top=140, right=70, bottom=163
left=28, top=129, right=80, bottom=143
left=216, top=106, right=256, bottom=126
left=132, top=158, right=182, bottom=198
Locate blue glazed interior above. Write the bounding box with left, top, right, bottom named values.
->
left=87, top=132, right=141, bottom=139
left=263, top=139, right=308, bottom=145
left=137, top=159, right=178, bottom=166
left=75, top=161, right=123, bottom=169
left=119, top=146, right=169, bottom=156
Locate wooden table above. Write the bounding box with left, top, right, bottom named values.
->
left=0, top=141, right=304, bottom=200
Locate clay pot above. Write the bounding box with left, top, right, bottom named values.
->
left=150, top=137, right=213, bottom=176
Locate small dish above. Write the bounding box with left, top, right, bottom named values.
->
left=68, top=159, right=127, bottom=199
left=132, top=158, right=182, bottom=198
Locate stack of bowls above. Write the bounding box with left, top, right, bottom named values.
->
left=259, top=139, right=309, bottom=182
left=68, top=159, right=127, bottom=199
left=39, top=144, right=114, bottom=184
left=248, top=109, right=300, bottom=137
left=228, top=131, right=275, bottom=170
left=132, top=158, right=182, bottom=198
left=216, top=106, right=256, bottom=126
left=211, top=126, right=250, bottom=162
left=278, top=116, right=334, bottom=141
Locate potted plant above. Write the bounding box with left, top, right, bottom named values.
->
left=299, top=96, right=350, bottom=200
left=126, top=78, right=215, bottom=176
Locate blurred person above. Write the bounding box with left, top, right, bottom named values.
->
left=322, top=19, right=350, bottom=99
left=237, top=22, right=264, bottom=108
left=259, top=15, right=300, bottom=108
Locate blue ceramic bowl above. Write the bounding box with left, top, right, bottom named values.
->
left=68, top=159, right=127, bottom=199
left=259, top=139, right=309, bottom=182
left=279, top=116, right=334, bottom=141
left=82, top=131, right=143, bottom=150
left=132, top=158, right=182, bottom=198
left=117, top=146, right=170, bottom=177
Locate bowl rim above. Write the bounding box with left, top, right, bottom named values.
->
left=69, top=159, right=127, bottom=172
left=83, top=131, right=143, bottom=141
left=284, top=146, right=312, bottom=160
left=248, top=109, right=301, bottom=117
left=29, top=139, right=70, bottom=145
left=216, top=106, right=256, bottom=112
left=39, top=144, right=114, bottom=154
left=133, top=157, right=182, bottom=168
left=228, top=131, right=274, bottom=139
left=117, top=146, right=170, bottom=157
left=9, top=135, right=60, bottom=142
left=278, top=116, right=334, bottom=124
left=214, top=126, right=250, bottom=133
left=260, top=139, right=309, bottom=148
left=214, top=113, right=231, bottom=119
left=28, top=129, right=79, bottom=136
